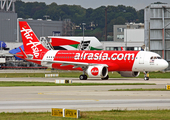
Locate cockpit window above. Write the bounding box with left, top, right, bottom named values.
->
left=150, top=56, right=161, bottom=59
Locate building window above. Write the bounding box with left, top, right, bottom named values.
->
left=53, top=31, right=61, bottom=36
left=117, top=28, right=124, bottom=32
left=127, top=47, right=134, bottom=50
left=117, top=35, right=124, bottom=39
left=134, top=47, right=141, bottom=50
left=106, top=47, right=110, bottom=50
left=106, top=47, right=114, bottom=50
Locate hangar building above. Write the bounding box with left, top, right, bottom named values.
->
left=145, top=3, right=170, bottom=70
left=0, top=0, right=63, bottom=68
left=0, top=1, right=63, bottom=50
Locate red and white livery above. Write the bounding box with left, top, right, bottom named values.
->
left=15, top=21, right=169, bottom=80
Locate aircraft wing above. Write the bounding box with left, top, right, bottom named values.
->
left=23, top=57, right=108, bottom=68
left=42, top=60, right=108, bottom=68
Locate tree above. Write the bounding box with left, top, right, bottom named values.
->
left=137, top=9, right=144, bottom=23
left=15, top=0, right=145, bottom=39
left=91, top=6, right=106, bottom=28
left=46, top=3, right=59, bottom=20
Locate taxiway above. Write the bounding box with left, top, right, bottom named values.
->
left=0, top=77, right=169, bottom=112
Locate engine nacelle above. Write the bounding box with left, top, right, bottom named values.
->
left=86, top=66, right=108, bottom=78
left=118, top=71, right=140, bottom=77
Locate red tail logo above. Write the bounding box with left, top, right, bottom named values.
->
left=20, top=27, right=33, bottom=40
left=19, top=21, right=48, bottom=59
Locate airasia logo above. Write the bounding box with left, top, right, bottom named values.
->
left=91, top=67, right=99, bottom=76
left=21, top=27, right=41, bottom=58
left=74, top=51, right=135, bottom=61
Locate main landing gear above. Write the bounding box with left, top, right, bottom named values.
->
left=79, top=66, right=88, bottom=80
left=144, top=71, right=149, bottom=81
left=79, top=74, right=88, bottom=80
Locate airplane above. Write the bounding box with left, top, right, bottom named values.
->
left=13, top=21, right=169, bottom=81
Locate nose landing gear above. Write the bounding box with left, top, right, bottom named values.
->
left=144, top=71, right=149, bottom=81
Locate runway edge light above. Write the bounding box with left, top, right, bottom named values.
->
left=64, top=109, right=80, bottom=118
left=55, top=80, right=72, bottom=84
left=45, top=74, right=59, bottom=77
left=165, top=85, right=170, bottom=90
left=51, top=108, right=64, bottom=117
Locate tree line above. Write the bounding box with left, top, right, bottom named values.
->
left=15, top=0, right=144, bottom=40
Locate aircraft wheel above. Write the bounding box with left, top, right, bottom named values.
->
left=101, top=75, right=109, bottom=80
left=144, top=71, right=149, bottom=81
left=84, top=75, right=87, bottom=80
left=144, top=77, right=149, bottom=81
left=79, top=75, right=87, bottom=80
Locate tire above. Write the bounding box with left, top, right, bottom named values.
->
left=79, top=75, right=87, bottom=80
left=144, top=77, right=149, bottom=81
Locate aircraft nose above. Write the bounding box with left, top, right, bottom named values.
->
left=161, top=60, right=169, bottom=69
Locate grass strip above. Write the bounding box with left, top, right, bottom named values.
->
left=0, top=110, right=170, bottom=120
left=0, top=71, right=169, bottom=78
left=109, top=88, right=168, bottom=91
left=0, top=81, right=155, bottom=87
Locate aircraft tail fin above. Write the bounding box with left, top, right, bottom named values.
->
left=19, top=21, right=48, bottom=59
left=121, top=47, right=124, bottom=51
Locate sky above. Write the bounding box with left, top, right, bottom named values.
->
left=22, top=0, right=170, bottom=10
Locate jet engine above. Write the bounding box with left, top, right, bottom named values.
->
left=86, top=66, right=108, bottom=78
left=118, top=71, right=140, bottom=77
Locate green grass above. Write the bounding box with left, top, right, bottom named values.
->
left=109, top=88, right=169, bottom=91
left=0, top=71, right=169, bottom=78
left=137, top=72, right=170, bottom=78
left=0, top=81, right=155, bottom=87
left=0, top=73, right=47, bottom=78
left=0, top=110, right=170, bottom=120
